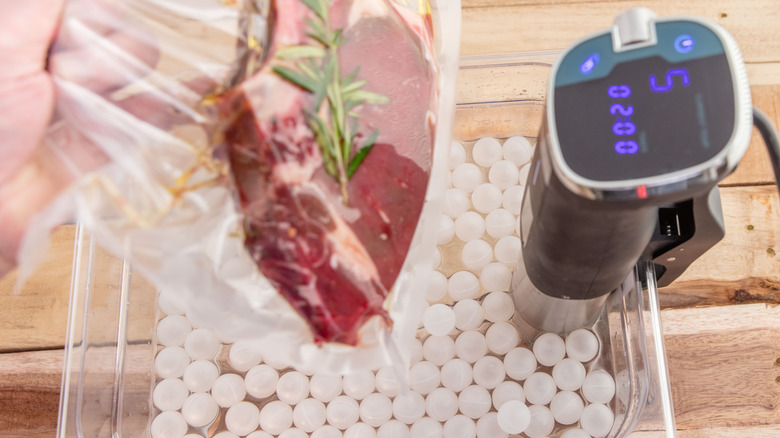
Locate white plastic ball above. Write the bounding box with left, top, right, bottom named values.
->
left=533, top=333, right=566, bottom=367
left=523, top=373, right=556, bottom=406
left=342, top=370, right=375, bottom=401
left=228, top=339, right=263, bottom=372
left=458, top=385, right=491, bottom=419
left=310, top=373, right=343, bottom=403
left=475, top=412, right=506, bottom=438
left=426, top=271, right=448, bottom=304
left=246, top=432, right=274, bottom=438
left=524, top=405, right=555, bottom=438
left=155, top=346, right=190, bottom=379
left=472, top=137, right=503, bottom=168
left=293, top=398, right=327, bottom=432
left=277, top=371, right=310, bottom=405
left=158, top=291, right=186, bottom=316
left=454, top=211, right=485, bottom=242
left=550, top=391, right=584, bottom=425
left=259, top=401, right=293, bottom=435
left=153, top=378, right=189, bottom=412
left=471, top=184, right=502, bottom=214
left=486, top=322, right=520, bottom=355
left=447, top=271, right=480, bottom=301
left=489, top=161, right=520, bottom=191
left=566, top=328, right=600, bottom=363
left=439, top=358, right=472, bottom=392
left=580, top=403, right=614, bottom=438
left=327, top=396, right=360, bottom=430
left=211, top=373, right=246, bottom=408
left=392, top=392, right=426, bottom=425
left=359, top=393, right=392, bottom=427
left=502, top=136, right=533, bottom=166
left=151, top=411, right=188, bottom=438
left=410, top=338, right=424, bottom=365
left=184, top=328, right=220, bottom=360
left=433, top=248, right=442, bottom=269
left=560, top=428, right=592, bottom=438
left=480, top=291, right=514, bottom=322
left=449, top=141, right=467, bottom=170
left=496, top=400, right=530, bottom=435
left=552, top=358, right=586, bottom=391
left=472, top=355, right=505, bottom=390
left=452, top=163, right=483, bottom=193
left=455, top=330, right=488, bottom=364
left=423, top=304, right=456, bottom=336
left=425, top=388, right=459, bottom=422
left=409, top=417, right=442, bottom=438
left=410, top=361, right=440, bottom=395
left=212, top=433, right=239, bottom=438
left=582, top=370, right=616, bottom=404
left=310, top=425, right=343, bottom=438
left=494, top=236, right=521, bottom=265
left=182, top=360, right=219, bottom=393
left=436, top=215, right=455, bottom=245
left=245, top=364, right=279, bottom=399
left=157, top=315, right=192, bottom=348
left=484, top=209, right=515, bottom=239
left=452, top=299, right=483, bottom=331
left=374, top=367, right=401, bottom=398
left=442, top=415, right=476, bottom=438
left=479, top=265, right=512, bottom=294
left=278, top=429, right=308, bottom=438
left=518, top=164, right=531, bottom=186
left=443, top=188, right=471, bottom=218
left=501, top=186, right=525, bottom=216
left=423, top=335, right=455, bottom=366
left=344, top=423, right=376, bottom=438
left=226, top=401, right=261, bottom=436
left=492, top=381, right=525, bottom=409
left=377, top=420, right=410, bottom=438
left=181, top=392, right=218, bottom=428
left=461, top=239, right=493, bottom=271
left=503, top=347, right=537, bottom=381
left=262, top=353, right=289, bottom=370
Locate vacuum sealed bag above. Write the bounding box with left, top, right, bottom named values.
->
left=31, top=0, right=460, bottom=373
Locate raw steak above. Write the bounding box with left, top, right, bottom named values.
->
left=220, top=0, right=437, bottom=345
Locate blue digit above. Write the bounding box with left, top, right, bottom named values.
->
left=610, top=104, right=634, bottom=116
left=615, top=140, right=639, bottom=154
left=649, top=68, right=690, bottom=93
left=613, top=118, right=636, bottom=136
left=608, top=85, right=631, bottom=98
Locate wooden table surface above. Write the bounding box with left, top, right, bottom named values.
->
left=1, top=1, right=779, bottom=437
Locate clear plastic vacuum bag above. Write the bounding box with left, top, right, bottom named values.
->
left=32, top=0, right=460, bottom=373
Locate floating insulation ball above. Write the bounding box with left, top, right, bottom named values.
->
left=580, top=403, right=615, bottom=438
left=344, top=423, right=376, bottom=438
left=150, top=411, right=188, bottom=438
left=458, top=385, right=492, bottom=419
left=410, top=338, right=425, bottom=365
left=452, top=163, right=483, bottom=193
left=182, top=359, right=219, bottom=393
left=158, top=291, right=186, bottom=316
left=448, top=271, right=481, bottom=302
left=226, top=401, right=261, bottom=436
left=566, top=328, right=600, bottom=363
left=472, top=356, right=506, bottom=390
left=455, top=330, right=488, bottom=364
left=550, top=391, right=584, bottom=426
left=560, top=428, right=592, bottom=438
left=492, top=381, right=525, bottom=409
left=426, top=271, right=448, bottom=304
left=475, top=412, right=505, bottom=438
left=212, top=373, right=246, bottom=408
left=377, top=420, right=410, bottom=438
left=533, top=333, right=566, bottom=367
left=484, top=209, right=515, bottom=239
left=247, top=431, right=274, bottom=438
left=481, top=291, right=514, bottom=322
left=552, top=358, right=586, bottom=391
left=496, top=400, right=530, bottom=435
left=443, top=188, right=471, bottom=218
left=493, top=236, right=521, bottom=265
left=461, top=239, right=493, bottom=271
left=423, top=335, right=456, bottom=366
left=409, top=417, right=442, bottom=438
left=433, top=248, right=442, bottom=269
left=392, top=392, right=426, bottom=425
left=155, top=346, right=190, bottom=379
left=423, top=304, right=456, bottom=336
left=501, top=186, right=525, bottom=216
left=342, top=370, right=375, bottom=401
left=327, top=396, right=360, bottom=430
left=479, top=265, right=512, bottom=294
left=523, top=373, right=557, bottom=406
left=455, top=212, right=485, bottom=242
left=425, top=387, right=459, bottom=422
left=360, top=393, right=393, bottom=427
left=449, top=141, right=467, bottom=170
left=503, top=347, right=537, bottom=381
left=310, top=425, right=343, bottom=438
left=489, top=160, right=520, bottom=190
left=157, top=315, right=191, bottom=348
left=181, top=392, right=219, bottom=428
left=524, top=405, right=555, bottom=438
left=184, top=328, right=220, bottom=360
left=582, top=370, right=616, bottom=404
left=453, top=299, right=483, bottom=331
left=518, top=164, right=531, bottom=186
left=278, top=429, right=308, bottom=438
left=440, top=358, right=473, bottom=392
left=473, top=137, right=503, bottom=168
left=374, top=367, right=401, bottom=398
left=260, top=401, right=294, bottom=435
left=410, top=361, right=441, bottom=395
left=471, top=184, right=502, bottom=214
left=437, top=215, right=455, bottom=245
left=153, top=378, right=189, bottom=412
left=310, top=373, right=343, bottom=403
left=228, top=339, right=263, bottom=372
left=293, top=398, right=328, bottom=432
left=245, top=364, right=279, bottom=399
left=442, top=415, right=476, bottom=438
left=212, top=433, right=239, bottom=438
left=502, top=136, right=534, bottom=166
left=277, top=371, right=310, bottom=405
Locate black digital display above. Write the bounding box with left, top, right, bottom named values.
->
left=554, top=54, right=735, bottom=182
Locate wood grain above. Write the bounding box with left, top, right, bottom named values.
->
left=0, top=349, right=63, bottom=437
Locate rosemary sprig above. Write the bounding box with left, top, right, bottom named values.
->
left=271, top=0, right=389, bottom=204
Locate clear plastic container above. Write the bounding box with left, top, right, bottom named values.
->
left=58, top=53, right=676, bottom=438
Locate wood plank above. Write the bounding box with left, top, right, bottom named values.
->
left=0, top=349, right=63, bottom=437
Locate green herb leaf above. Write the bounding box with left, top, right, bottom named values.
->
left=300, top=0, right=326, bottom=20
left=272, top=65, right=318, bottom=92
left=348, top=130, right=379, bottom=179
left=341, top=79, right=367, bottom=94
left=275, top=45, right=326, bottom=59
left=344, top=89, right=390, bottom=105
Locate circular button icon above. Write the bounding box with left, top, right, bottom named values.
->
left=674, top=34, right=695, bottom=53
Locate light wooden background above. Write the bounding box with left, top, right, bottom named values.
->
left=1, top=0, right=779, bottom=437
